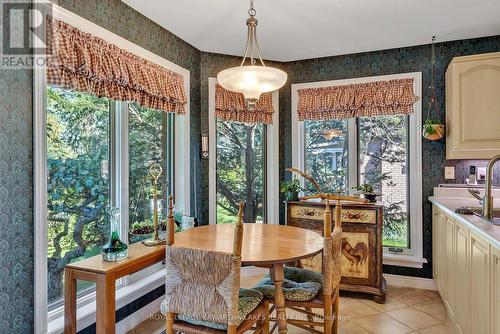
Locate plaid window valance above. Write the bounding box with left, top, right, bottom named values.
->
left=297, top=78, right=418, bottom=121
left=215, top=85, right=274, bottom=124
left=46, top=18, right=187, bottom=114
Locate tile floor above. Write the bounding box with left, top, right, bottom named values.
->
left=129, top=267, right=452, bottom=334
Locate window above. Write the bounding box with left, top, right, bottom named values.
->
left=46, top=87, right=111, bottom=305
left=46, top=89, right=175, bottom=310
left=208, top=78, right=280, bottom=225
left=292, top=73, right=424, bottom=268
left=359, top=115, right=409, bottom=248
left=304, top=119, right=349, bottom=193
left=216, top=120, right=266, bottom=224
left=129, top=103, right=174, bottom=243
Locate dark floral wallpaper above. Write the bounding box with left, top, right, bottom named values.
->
left=0, top=69, right=34, bottom=333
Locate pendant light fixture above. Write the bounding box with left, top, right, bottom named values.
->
left=217, top=0, right=287, bottom=108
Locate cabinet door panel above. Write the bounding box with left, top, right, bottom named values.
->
left=492, top=247, right=500, bottom=334
left=470, top=232, right=490, bottom=334
left=444, top=217, right=455, bottom=317
left=432, top=207, right=440, bottom=284
left=446, top=52, right=500, bottom=159
left=454, top=222, right=469, bottom=334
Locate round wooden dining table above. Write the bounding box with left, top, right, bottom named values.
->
left=174, top=223, right=324, bottom=334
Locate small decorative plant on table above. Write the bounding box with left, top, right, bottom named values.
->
left=280, top=178, right=305, bottom=201
left=352, top=183, right=379, bottom=203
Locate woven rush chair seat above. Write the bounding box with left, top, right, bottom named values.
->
left=161, top=288, right=264, bottom=330
left=165, top=299, right=269, bottom=334
left=254, top=267, right=323, bottom=301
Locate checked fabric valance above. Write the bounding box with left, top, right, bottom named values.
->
left=46, top=18, right=187, bottom=114
left=297, top=78, right=418, bottom=121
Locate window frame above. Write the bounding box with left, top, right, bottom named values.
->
left=208, top=77, right=280, bottom=225
left=291, top=72, right=426, bottom=268
left=34, top=4, right=191, bottom=333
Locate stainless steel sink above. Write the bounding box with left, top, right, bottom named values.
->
left=468, top=208, right=500, bottom=225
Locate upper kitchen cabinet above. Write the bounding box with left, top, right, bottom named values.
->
left=446, top=52, right=500, bottom=159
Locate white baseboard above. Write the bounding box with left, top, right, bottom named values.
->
left=383, top=274, right=437, bottom=291
left=116, top=296, right=164, bottom=334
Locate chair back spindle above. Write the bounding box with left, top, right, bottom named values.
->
left=323, top=198, right=332, bottom=237
left=233, top=202, right=244, bottom=257
left=167, top=195, right=175, bottom=246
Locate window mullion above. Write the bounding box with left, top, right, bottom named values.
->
left=110, top=101, right=130, bottom=286
left=110, top=101, right=130, bottom=244
left=347, top=118, right=358, bottom=194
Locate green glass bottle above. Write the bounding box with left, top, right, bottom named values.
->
left=101, top=207, right=128, bottom=262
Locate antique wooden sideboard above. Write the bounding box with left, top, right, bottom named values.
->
left=285, top=200, right=386, bottom=303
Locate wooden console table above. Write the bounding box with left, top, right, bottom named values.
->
left=64, top=242, right=166, bottom=334
left=285, top=200, right=386, bottom=303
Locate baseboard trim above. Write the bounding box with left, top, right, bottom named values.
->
left=383, top=274, right=437, bottom=291
left=116, top=296, right=164, bottom=334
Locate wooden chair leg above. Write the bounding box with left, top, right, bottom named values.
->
left=263, top=301, right=270, bottom=334
left=332, top=288, right=340, bottom=334
left=324, top=295, right=333, bottom=334
left=166, top=312, right=175, bottom=334
left=228, top=324, right=237, bottom=334
left=305, top=307, right=315, bottom=328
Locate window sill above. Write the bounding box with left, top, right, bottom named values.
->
left=383, top=253, right=427, bottom=269
left=47, top=269, right=166, bottom=334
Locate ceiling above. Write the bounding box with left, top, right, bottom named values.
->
left=122, top=0, right=500, bottom=62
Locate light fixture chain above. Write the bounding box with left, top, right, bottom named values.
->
left=249, top=0, right=256, bottom=17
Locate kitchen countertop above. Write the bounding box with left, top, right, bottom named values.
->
left=429, top=197, right=500, bottom=248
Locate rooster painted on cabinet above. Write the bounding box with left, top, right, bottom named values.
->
left=341, top=234, right=369, bottom=278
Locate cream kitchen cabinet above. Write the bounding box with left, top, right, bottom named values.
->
left=492, top=247, right=500, bottom=334
left=446, top=51, right=500, bottom=159
left=470, top=232, right=491, bottom=334
left=444, top=215, right=455, bottom=318
left=454, top=221, right=469, bottom=334
left=432, top=205, right=498, bottom=334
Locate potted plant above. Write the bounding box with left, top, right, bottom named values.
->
left=423, top=118, right=445, bottom=141
left=352, top=183, right=378, bottom=203
left=280, top=178, right=304, bottom=201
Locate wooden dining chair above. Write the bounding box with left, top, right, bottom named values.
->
left=259, top=193, right=366, bottom=334
left=161, top=202, right=270, bottom=334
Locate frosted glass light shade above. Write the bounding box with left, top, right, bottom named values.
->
left=217, top=65, right=287, bottom=100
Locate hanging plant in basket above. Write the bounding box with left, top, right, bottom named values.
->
left=423, top=118, right=445, bottom=140
left=423, top=36, right=445, bottom=141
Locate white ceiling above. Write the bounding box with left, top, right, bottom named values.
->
left=122, top=0, right=500, bottom=62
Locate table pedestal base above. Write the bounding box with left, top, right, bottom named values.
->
left=270, top=264, right=287, bottom=334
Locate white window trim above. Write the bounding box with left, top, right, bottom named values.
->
left=291, top=72, right=426, bottom=268
left=34, top=3, right=190, bottom=333
left=208, top=77, right=280, bottom=225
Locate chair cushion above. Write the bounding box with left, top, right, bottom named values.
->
left=284, top=266, right=323, bottom=284
left=161, top=288, right=264, bottom=330
left=254, top=267, right=323, bottom=302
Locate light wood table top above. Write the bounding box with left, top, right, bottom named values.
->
left=174, top=223, right=324, bottom=265
left=66, top=242, right=165, bottom=277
